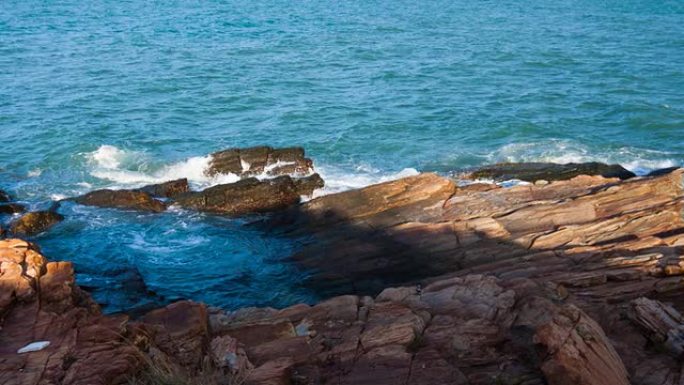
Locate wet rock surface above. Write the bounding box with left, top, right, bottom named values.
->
left=207, top=146, right=313, bottom=177
left=71, top=189, right=167, bottom=212
left=293, top=173, right=325, bottom=197
left=9, top=210, right=64, bottom=237
left=464, top=161, right=637, bottom=182
left=135, top=178, right=190, bottom=199
left=175, top=175, right=303, bottom=215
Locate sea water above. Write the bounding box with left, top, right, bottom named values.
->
left=1, top=0, right=683, bottom=312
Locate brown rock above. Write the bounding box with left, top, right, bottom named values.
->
left=207, top=146, right=314, bottom=177
left=10, top=210, right=64, bottom=236
left=175, top=176, right=301, bottom=215
left=464, top=161, right=636, bottom=182
left=294, top=173, right=325, bottom=196
left=136, top=178, right=189, bottom=198
left=0, top=240, right=145, bottom=385
left=0, top=203, right=26, bottom=215
left=210, top=335, right=254, bottom=373
left=533, top=304, right=630, bottom=385
left=627, top=297, right=684, bottom=355
left=141, top=300, right=210, bottom=368
left=72, top=189, right=166, bottom=212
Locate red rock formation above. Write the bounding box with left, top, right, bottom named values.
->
left=3, top=168, right=684, bottom=385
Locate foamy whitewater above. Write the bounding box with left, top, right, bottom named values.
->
left=2, top=0, right=683, bottom=313
left=84, top=144, right=421, bottom=196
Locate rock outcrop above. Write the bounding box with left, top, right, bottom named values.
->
left=65, top=146, right=324, bottom=216
left=71, top=189, right=167, bottom=212
left=276, top=170, right=684, bottom=300
left=206, top=146, right=313, bottom=177
left=0, top=240, right=638, bottom=385
left=0, top=239, right=143, bottom=385
left=175, top=176, right=302, bottom=215
left=135, top=178, right=190, bottom=199
left=463, top=161, right=636, bottom=182
left=9, top=210, right=64, bottom=237
left=4, top=163, right=684, bottom=385
left=293, top=173, right=325, bottom=197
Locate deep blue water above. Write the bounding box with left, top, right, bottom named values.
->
left=1, top=0, right=683, bottom=312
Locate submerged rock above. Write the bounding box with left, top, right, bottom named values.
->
left=207, top=146, right=314, bottom=177
left=464, top=161, right=636, bottom=182
left=0, top=189, right=10, bottom=202
left=71, top=189, right=167, bottom=212
left=0, top=203, right=26, bottom=215
left=135, top=178, right=189, bottom=199
left=175, top=176, right=302, bottom=215
left=10, top=210, right=64, bottom=236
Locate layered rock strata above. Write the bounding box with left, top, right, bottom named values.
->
left=3, top=166, right=684, bottom=385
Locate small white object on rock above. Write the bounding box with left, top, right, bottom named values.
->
left=17, top=341, right=50, bottom=354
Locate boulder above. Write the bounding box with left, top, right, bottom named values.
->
left=294, top=173, right=325, bottom=196
left=646, top=166, right=680, bottom=177
left=135, top=178, right=189, bottom=198
left=206, top=146, right=313, bottom=177
left=464, top=162, right=636, bottom=182
left=175, top=176, right=301, bottom=215
left=10, top=210, right=64, bottom=236
left=71, top=189, right=166, bottom=212
left=0, top=189, right=10, bottom=202
left=0, top=203, right=26, bottom=215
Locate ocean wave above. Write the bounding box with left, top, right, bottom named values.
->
left=85, top=145, right=418, bottom=195
left=86, top=145, right=241, bottom=189
left=490, top=140, right=678, bottom=176
left=313, top=165, right=419, bottom=197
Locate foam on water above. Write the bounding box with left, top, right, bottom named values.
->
left=491, top=140, right=678, bottom=176
left=313, top=165, right=420, bottom=196
left=87, top=145, right=240, bottom=189
left=85, top=145, right=422, bottom=196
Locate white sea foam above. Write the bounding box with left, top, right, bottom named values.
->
left=84, top=142, right=679, bottom=197
left=490, top=140, right=678, bottom=176
left=86, top=145, right=242, bottom=189
left=88, top=144, right=130, bottom=169
left=313, top=165, right=419, bottom=197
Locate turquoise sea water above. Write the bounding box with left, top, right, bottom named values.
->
left=1, top=0, right=683, bottom=312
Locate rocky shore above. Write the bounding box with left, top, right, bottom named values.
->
left=2, top=148, right=684, bottom=385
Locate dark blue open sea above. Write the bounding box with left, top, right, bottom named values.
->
left=1, top=0, right=683, bottom=312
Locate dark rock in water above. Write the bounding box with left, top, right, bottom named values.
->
left=10, top=210, right=64, bottom=236
left=465, top=162, right=636, bottom=182
left=135, top=178, right=189, bottom=198
left=0, top=203, right=26, bottom=215
left=207, top=146, right=313, bottom=177
left=72, top=189, right=166, bottom=212
left=0, top=189, right=10, bottom=202
left=175, top=176, right=301, bottom=215
left=294, top=173, right=325, bottom=196
left=646, top=166, right=680, bottom=177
